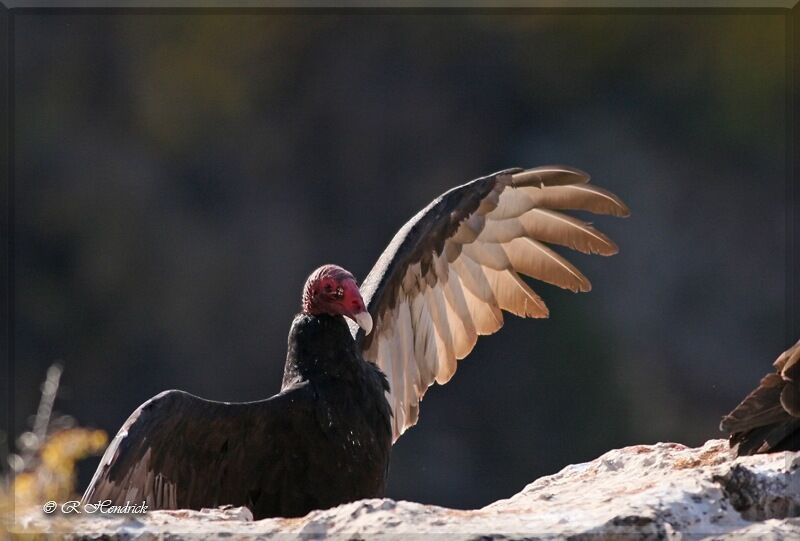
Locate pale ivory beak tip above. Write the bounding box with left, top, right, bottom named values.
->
left=353, top=311, right=373, bottom=335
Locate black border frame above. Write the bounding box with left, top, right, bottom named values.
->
left=1, top=3, right=798, bottom=535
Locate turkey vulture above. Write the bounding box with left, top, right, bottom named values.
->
left=82, top=166, right=629, bottom=518
left=720, top=339, right=800, bottom=455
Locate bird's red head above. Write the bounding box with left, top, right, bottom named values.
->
left=302, top=264, right=373, bottom=335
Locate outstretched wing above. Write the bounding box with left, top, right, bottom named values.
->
left=82, top=384, right=316, bottom=516
left=720, top=340, right=800, bottom=455
left=356, top=166, right=629, bottom=441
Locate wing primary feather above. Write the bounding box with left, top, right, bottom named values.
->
left=453, top=253, right=501, bottom=305
left=520, top=208, right=619, bottom=256
left=522, top=184, right=631, bottom=217
left=490, top=187, right=536, bottom=220
left=460, top=241, right=512, bottom=270
left=426, top=285, right=458, bottom=383
left=456, top=268, right=504, bottom=335
left=441, top=272, right=478, bottom=357
left=409, top=291, right=440, bottom=385
left=484, top=267, right=549, bottom=318
left=508, top=165, right=590, bottom=187
left=502, top=237, right=592, bottom=292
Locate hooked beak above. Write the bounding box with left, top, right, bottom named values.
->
left=351, top=310, right=373, bottom=335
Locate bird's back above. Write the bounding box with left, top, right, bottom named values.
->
left=83, top=314, right=392, bottom=519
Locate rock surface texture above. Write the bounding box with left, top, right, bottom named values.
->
left=12, top=439, right=800, bottom=540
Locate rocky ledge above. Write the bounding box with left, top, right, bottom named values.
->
left=11, top=439, right=800, bottom=540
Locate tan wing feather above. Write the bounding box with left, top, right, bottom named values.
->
left=522, top=184, right=630, bottom=217
left=441, top=273, right=478, bottom=357
left=503, top=237, right=592, bottom=292
left=519, top=209, right=619, bottom=255
left=360, top=166, right=627, bottom=441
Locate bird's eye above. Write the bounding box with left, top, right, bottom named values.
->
left=335, top=287, right=344, bottom=299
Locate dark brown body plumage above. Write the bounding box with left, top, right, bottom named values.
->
left=720, top=340, right=800, bottom=455
left=82, top=314, right=391, bottom=519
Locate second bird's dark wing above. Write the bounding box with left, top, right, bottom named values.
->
left=720, top=340, right=800, bottom=454
left=82, top=383, right=318, bottom=518
left=355, top=166, right=629, bottom=441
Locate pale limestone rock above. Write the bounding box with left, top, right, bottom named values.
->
left=11, top=439, right=800, bottom=540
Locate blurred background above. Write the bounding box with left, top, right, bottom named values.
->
left=6, top=11, right=792, bottom=509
